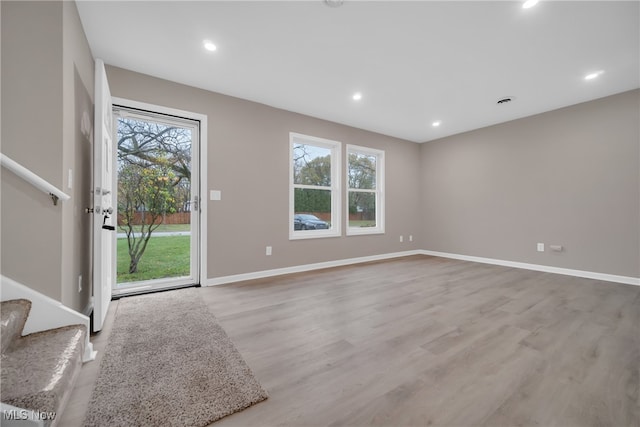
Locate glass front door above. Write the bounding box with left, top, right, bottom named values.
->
left=112, top=107, right=200, bottom=295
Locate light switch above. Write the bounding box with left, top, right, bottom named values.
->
left=210, top=190, right=221, bottom=201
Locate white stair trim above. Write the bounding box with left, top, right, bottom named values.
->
left=0, top=275, right=97, bottom=362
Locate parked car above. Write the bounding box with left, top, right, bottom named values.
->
left=294, top=214, right=330, bottom=230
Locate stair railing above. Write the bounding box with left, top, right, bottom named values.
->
left=0, top=153, right=70, bottom=205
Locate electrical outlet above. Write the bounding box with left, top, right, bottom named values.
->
left=78, top=275, right=82, bottom=293
left=399, top=235, right=404, bottom=243
left=537, top=243, right=544, bottom=252
left=409, top=235, right=413, bottom=242
left=266, top=246, right=272, bottom=256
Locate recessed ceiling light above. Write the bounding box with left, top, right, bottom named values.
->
left=522, top=0, right=539, bottom=9
left=432, top=121, right=441, bottom=127
left=352, top=92, right=362, bottom=101
left=203, top=40, right=217, bottom=52
left=584, top=70, right=604, bottom=80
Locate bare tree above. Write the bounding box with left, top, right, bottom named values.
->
left=118, top=118, right=191, bottom=184
left=117, top=118, right=190, bottom=275
left=118, top=157, right=177, bottom=273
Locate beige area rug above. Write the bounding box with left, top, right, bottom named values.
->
left=84, top=288, right=267, bottom=427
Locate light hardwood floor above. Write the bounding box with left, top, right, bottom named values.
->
left=62, top=255, right=640, bottom=426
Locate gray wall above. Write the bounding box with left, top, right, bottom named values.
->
left=1, top=1, right=94, bottom=312
left=420, top=90, right=640, bottom=278
left=61, top=0, right=95, bottom=311
left=98, top=67, right=640, bottom=281
left=1, top=0, right=637, bottom=311
left=105, top=66, right=423, bottom=279
left=2, top=1, right=64, bottom=301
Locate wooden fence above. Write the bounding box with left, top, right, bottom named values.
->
left=117, top=212, right=190, bottom=225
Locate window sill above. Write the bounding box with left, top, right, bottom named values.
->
left=289, top=230, right=341, bottom=240
left=346, top=228, right=385, bottom=236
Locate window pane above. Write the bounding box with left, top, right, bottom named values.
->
left=348, top=191, right=376, bottom=228
left=293, top=143, right=332, bottom=186
left=348, top=152, right=376, bottom=190
left=294, top=188, right=332, bottom=231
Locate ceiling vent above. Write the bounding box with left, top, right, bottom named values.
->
left=324, top=0, right=344, bottom=7
left=496, top=96, right=515, bottom=105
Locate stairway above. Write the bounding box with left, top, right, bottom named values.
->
left=1, top=299, right=87, bottom=427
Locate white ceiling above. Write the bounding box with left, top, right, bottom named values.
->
left=76, top=1, right=639, bottom=143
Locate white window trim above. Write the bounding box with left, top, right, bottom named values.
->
left=289, top=133, right=341, bottom=240
left=346, top=144, right=385, bottom=236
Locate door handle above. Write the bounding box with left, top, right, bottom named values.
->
left=91, top=206, right=112, bottom=215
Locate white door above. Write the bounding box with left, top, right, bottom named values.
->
left=92, top=59, right=116, bottom=332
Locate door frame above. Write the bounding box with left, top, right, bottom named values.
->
left=111, top=97, right=208, bottom=296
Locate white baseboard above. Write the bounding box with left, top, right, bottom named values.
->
left=204, top=249, right=639, bottom=287
left=420, top=250, right=640, bottom=286
left=205, top=250, right=423, bottom=286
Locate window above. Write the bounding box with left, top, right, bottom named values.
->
left=346, top=145, right=384, bottom=235
left=290, top=133, right=341, bottom=239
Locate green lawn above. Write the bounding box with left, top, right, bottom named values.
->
left=117, top=235, right=190, bottom=283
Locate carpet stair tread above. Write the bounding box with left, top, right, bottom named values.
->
left=1, top=299, right=31, bottom=352
left=1, top=299, right=86, bottom=426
